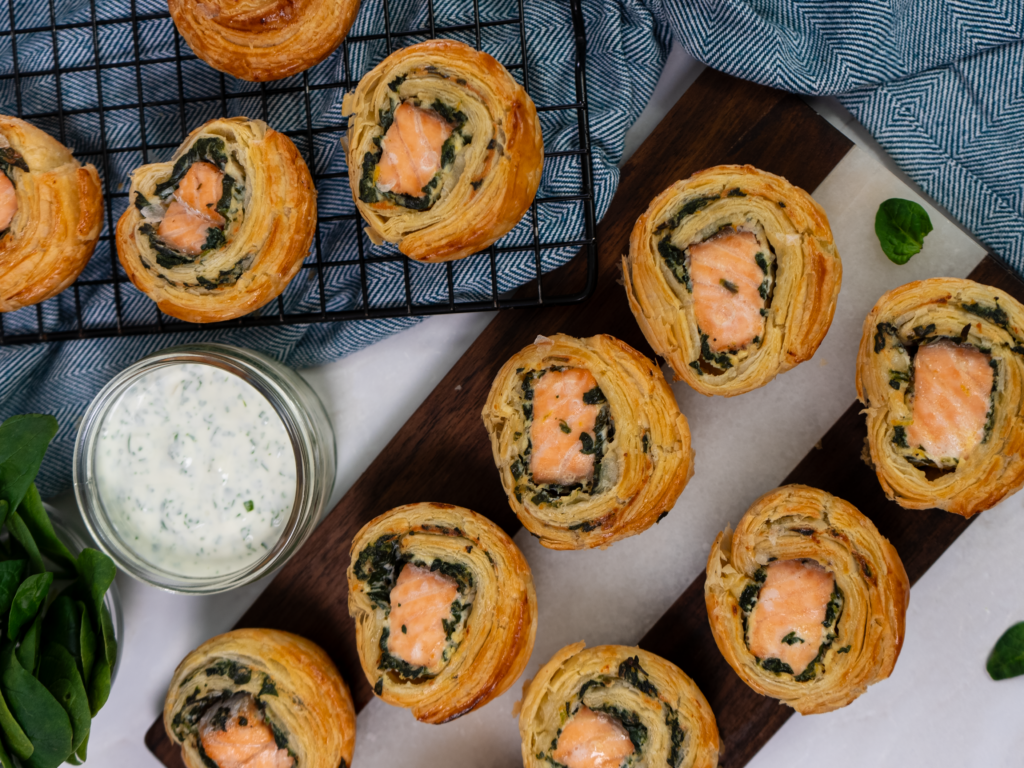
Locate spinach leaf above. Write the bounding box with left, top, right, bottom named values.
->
left=75, top=549, right=117, bottom=669
left=17, top=612, right=45, bottom=674
left=7, top=511, right=44, bottom=575
left=0, top=642, right=73, bottom=768
left=987, top=621, right=1024, bottom=680
left=0, top=415, right=58, bottom=514
left=78, top=604, right=96, bottom=688
left=17, top=485, right=76, bottom=573
left=0, top=685, right=34, bottom=760
left=9, top=572, right=53, bottom=641
left=85, top=658, right=111, bottom=717
left=41, top=596, right=79, bottom=661
left=0, top=736, right=15, bottom=768
left=0, top=561, right=27, bottom=623
left=37, top=644, right=90, bottom=756
left=874, top=198, right=933, bottom=265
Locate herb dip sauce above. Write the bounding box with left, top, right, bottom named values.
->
left=94, top=363, right=297, bottom=578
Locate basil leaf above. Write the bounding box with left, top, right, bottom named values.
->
left=0, top=415, right=58, bottom=514
left=0, top=684, right=34, bottom=760
left=0, top=561, right=27, bottom=623
left=987, top=621, right=1024, bottom=680
left=8, top=572, right=53, bottom=641
left=875, top=198, right=933, bottom=265
left=37, top=644, right=91, bottom=756
left=7, top=510, right=44, bottom=575
left=17, top=485, right=76, bottom=573
left=0, top=642, right=73, bottom=768
left=16, top=612, right=45, bottom=675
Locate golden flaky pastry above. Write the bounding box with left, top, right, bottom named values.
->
left=623, top=165, right=841, bottom=396
left=519, top=642, right=719, bottom=768
left=0, top=116, right=102, bottom=312
left=163, top=628, right=355, bottom=768
left=168, top=0, right=359, bottom=82
left=482, top=333, right=693, bottom=550
left=705, top=485, right=909, bottom=714
left=116, top=117, right=315, bottom=323
left=342, top=39, right=543, bottom=263
left=347, top=502, right=537, bottom=723
left=857, top=277, right=1024, bottom=517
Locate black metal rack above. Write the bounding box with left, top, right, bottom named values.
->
left=0, top=0, right=595, bottom=345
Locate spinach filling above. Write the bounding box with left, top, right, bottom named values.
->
left=354, top=534, right=475, bottom=684
left=357, top=97, right=471, bottom=211
left=511, top=368, right=615, bottom=512
left=0, top=146, right=28, bottom=238
left=739, top=564, right=844, bottom=682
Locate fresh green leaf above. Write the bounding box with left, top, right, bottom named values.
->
left=0, top=733, right=15, bottom=768
left=16, top=612, right=45, bottom=674
left=0, top=685, right=34, bottom=760
left=0, top=642, right=73, bottom=768
left=8, top=572, right=53, bottom=641
left=0, top=415, right=58, bottom=514
left=75, top=549, right=117, bottom=669
left=85, top=658, right=111, bottom=717
left=37, top=644, right=91, bottom=756
left=75, top=732, right=87, bottom=763
left=41, top=596, right=79, bottom=662
left=987, top=621, right=1024, bottom=680
left=0, top=501, right=6, bottom=536
left=99, top=603, right=116, bottom=671
left=0, top=561, right=27, bottom=628
left=78, top=604, right=95, bottom=688
left=6, top=511, right=44, bottom=575
left=874, top=198, right=933, bottom=265
left=17, top=485, right=76, bottom=573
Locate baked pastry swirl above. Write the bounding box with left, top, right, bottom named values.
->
left=519, top=642, right=719, bottom=768
left=168, top=0, right=359, bottom=83
left=0, top=115, right=103, bottom=312
left=705, top=485, right=909, bottom=714
left=163, top=628, right=355, bottom=768
left=342, top=39, right=543, bottom=263
left=857, top=277, right=1024, bottom=517
left=347, top=502, right=537, bottom=723
left=623, top=165, right=841, bottom=396
left=482, top=333, right=693, bottom=550
left=116, top=117, right=316, bottom=323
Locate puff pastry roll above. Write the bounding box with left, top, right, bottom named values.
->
left=347, top=502, right=537, bottom=723
left=705, top=485, right=909, bottom=714
left=342, top=39, right=543, bottom=263
left=116, top=117, right=316, bottom=323
left=857, top=277, right=1024, bottom=517
left=163, top=628, right=355, bottom=768
left=168, top=0, right=359, bottom=83
left=482, top=333, right=693, bottom=550
left=623, top=165, right=841, bottom=396
left=0, top=116, right=103, bottom=312
left=519, top=642, right=719, bottom=768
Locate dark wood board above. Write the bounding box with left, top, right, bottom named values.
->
left=147, top=67, right=867, bottom=766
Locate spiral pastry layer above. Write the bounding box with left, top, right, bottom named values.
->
left=0, top=116, right=103, bottom=312
left=482, top=333, right=693, bottom=550
left=705, top=485, right=909, bottom=714
left=168, top=0, right=359, bottom=82
left=623, top=164, right=841, bottom=396
left=519, top=642, right=719, bottom=768
left=163, top=628, right=355, bottom=768
left=347, top=502, right=537, bottom=723
left=116, top=117, right=316, bottom=323
left=342, top=39, right=543, bottom=263
left=857, top=277, right=1024, bottom=517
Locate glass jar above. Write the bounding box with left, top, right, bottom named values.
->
left=74, top=344, right=336, bottom=595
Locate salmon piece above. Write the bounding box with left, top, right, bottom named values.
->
left=158, top=201, right=215, bottom=256
left=377, top=102, right=454, bottom=197
left=529, top=368, right=601, bottom=486
left=906, top=341, right=993, bottom=462
left=747, top=559, right=835, bottom=675
left=0, top=172, right=16, bottom=232
left=199, top=693, right=293, bottom=768
left=689, top=229, right=766, bottom=353
left=175, top=161, right=226, bottom=226
left=552, top=706, right=635, bottom=768
left=386, top=563, right=459, bottom=671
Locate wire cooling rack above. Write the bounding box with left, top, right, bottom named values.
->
left=0, top=0, right=595, bottom=345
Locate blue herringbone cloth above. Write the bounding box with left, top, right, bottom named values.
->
left=3, top=0, right=1024, bottom=497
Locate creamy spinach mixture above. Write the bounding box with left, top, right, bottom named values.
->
left=95, top=364, right=296, bottom=577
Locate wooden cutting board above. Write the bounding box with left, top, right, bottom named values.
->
left=146, top=68, right=1018, bottom=766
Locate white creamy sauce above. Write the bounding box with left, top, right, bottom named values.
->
left=95, top=363, right=297, bottom=578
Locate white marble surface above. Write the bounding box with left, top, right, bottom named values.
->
left=49, top=42, right=1024, bottom=768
